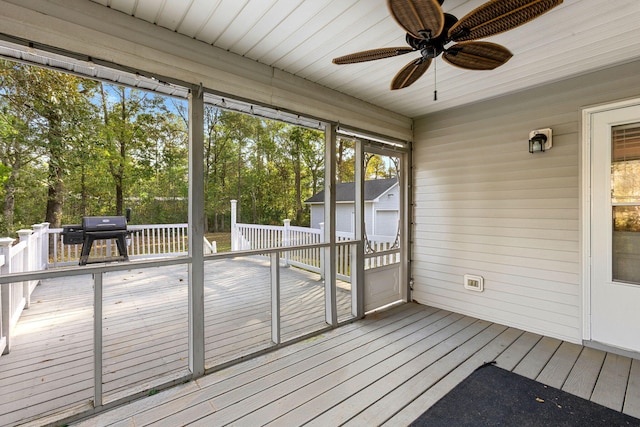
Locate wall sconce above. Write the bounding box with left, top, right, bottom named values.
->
left=529, top=128, right=552, bottom=153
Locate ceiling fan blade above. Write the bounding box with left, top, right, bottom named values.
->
left=449, top=0, right=563, bottom=42
left=387, top=0, right=445, bottom=39
left=332, top=47, right=415, bottom=64
left=443, top=41, right=513, bottom=70
left=391, top=58, right=432, bottom=90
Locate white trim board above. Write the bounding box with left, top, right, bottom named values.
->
left=580, top=97, right=640, bottom=343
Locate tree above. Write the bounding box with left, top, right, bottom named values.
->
left=0, top=59, right=336, bottom=232
left=300, top=129, right=324, bottom=197
left=0, top=108, right=35, bottom=233
left=131, top=102, right=189, bottom=223
left=0, top=60, right=96, bottom=231
left=336, top=137, right=355, bottom=182
left=286, top=126, right=324, bottom=224
left=98, top=84, right=171, bottom=216
left=202, top=106, right=237, bottom=232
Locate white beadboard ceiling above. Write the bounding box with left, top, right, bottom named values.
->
left=84, top=0, right=640, bottom=118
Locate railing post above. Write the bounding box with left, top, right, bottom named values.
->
left=283, top=219, right=290, bottom=267
left=43, top=223, right=50, bottom=265
left=0, top=237, right=15, bottom=355
left=231, top=200, right=238, bottom=251
left=17, top=230, right=32, bottom=308
left=319, top=222, right=325, bottom=280
left=32, top=224, right=45, bottom=270
left=51, top=228, right=59, bottom=268
left=105, top=239, right=112, bottom=258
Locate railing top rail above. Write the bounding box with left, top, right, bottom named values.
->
left=8, top=240, right=28, bottom=256
left=48, top=223, right=188, bottom=234
left=204, top=239, right=360, bottom=262
left=236, top=223, right=283, bottom=231
left=2, top=237, right=362, bottom=285
left=289, top=226, right=321, bottom=233
left=364, top=248, right=400, bottom=259
left=129, top=224, right=188, bottom=230
left=0, top=256, right=191, bottom=285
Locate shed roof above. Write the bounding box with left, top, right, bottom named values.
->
left=305, top=178, right=397, bottom=204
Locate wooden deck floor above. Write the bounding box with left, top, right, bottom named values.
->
left=3, top=267, right=640, bottom=427
left=0, top=257, right=353, bottom=427
left=60, top=302, right=640, bottom=427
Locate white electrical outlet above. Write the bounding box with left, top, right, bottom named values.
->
left=464, top=274, right=484, bottom=292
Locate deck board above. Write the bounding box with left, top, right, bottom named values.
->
left=536, top=341, right=583, bottom=388
left=591, top=352, right=633, bottom=411
left=513, top=336, right=562, bottom=379
left=234, top=312, right=468, bottom=426
left=2, top=273, right=640, bottom=426
left=328, top=322, right=506, bottom=427
left=190, top=315, right=472, bottom=426
left=562, top=346, right=606, bottom=399
left=625, top=359, right=640, bottom=418
left=493, top=331, right=542, bottom=371
left=380, top=327, right=525, bottom=426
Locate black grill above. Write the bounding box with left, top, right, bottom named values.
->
left=61, top=216, right=130, bottom=265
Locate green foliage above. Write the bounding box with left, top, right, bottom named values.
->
left=0, top=59, right=396, bottom=236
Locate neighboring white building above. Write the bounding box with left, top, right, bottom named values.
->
left=305, top=178, right=399, bottom=237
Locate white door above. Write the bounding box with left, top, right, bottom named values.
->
left=591, top=103, right=640, bottom=352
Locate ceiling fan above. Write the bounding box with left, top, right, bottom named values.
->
left=332, top=0, right=563, bottom=91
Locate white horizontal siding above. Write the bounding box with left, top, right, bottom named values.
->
left=336, top=205, right=354, bottom=234
left=412, top=59, right=640, bottom=343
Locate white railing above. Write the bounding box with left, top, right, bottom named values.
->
left=0, top=222, right=50, bottom=355
left=364, top=236, right=401, bottom=269
left=286, top=224, right=323, bottom=273
left=232, top=215, right=399, bottom=280
left=233, top=223, right=284, bottom=251
left=48, top=223, right=216, bottom=267
left=0, top=221, right=217, bottom=358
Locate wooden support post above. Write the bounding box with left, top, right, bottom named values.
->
left=33, top=223, right=49, bottom=271
left=353, top=138, right=365, bottom=318
left=324, top=124, right=337, bottom=326
left=401, top=148, right=411, bottom=303
left=188, top=84, right=205, bottom=378
left=230, top=200, right=237, bottom=251
left=319, top=222, right=325, bottom=280
left=270, top=252, right=281, bottom=344
left=0, top=238, right=15, bottom=355
left=17, top=230, right=32, bottom=308
left=93, top=272, right=103, bottom=407
left=283, top=219, right=290, bottom=267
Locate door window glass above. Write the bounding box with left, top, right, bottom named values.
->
left=611, top=123, right=640, bottom=284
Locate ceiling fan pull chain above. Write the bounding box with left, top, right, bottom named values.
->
left=434, top=59, right=438, bottom=101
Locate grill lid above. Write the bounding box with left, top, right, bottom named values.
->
left=82, top=216, right=128, bottom=232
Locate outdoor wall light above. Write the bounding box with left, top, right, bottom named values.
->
left=529, top=128, right=552, bottom=153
